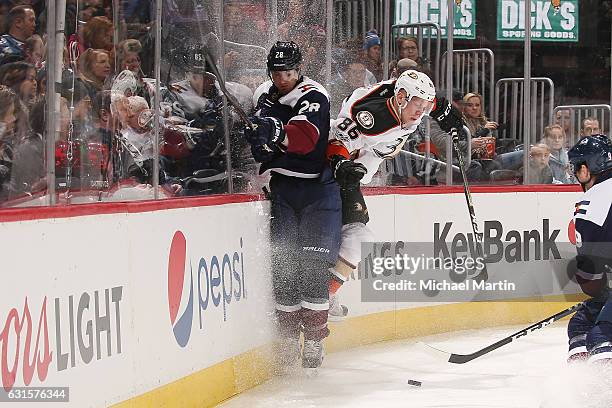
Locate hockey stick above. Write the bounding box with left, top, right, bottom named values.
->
left=451, top=128, right=488, bottom=282
left=418, top=301, right=585, bottom=364
left=200, top=48, right=256, bottom=130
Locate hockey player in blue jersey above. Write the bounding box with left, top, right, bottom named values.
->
left=566, top=134, right=612, bottom=363
left=245, top=42, right=341, bottom=370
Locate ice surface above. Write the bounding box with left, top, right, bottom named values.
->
left=221, top=322, right=612, bottom=408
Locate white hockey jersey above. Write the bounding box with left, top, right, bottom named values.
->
left=330, top=80, right=425, bottom=184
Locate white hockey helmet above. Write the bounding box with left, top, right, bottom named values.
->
left=394, top=70, right=435, bottom=103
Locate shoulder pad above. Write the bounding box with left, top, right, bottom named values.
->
left=279, top=77, right=329, bottom=108
left=574, top=178, right=612, bottom=227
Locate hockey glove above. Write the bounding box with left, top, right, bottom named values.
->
left=340, top=186, right=369, bottom=224
left=255, top=91, right=279, bottom=114
left=245, top=116, right=286, bottom=148
left=330, top=155, right=367, bottom=188
left=251, top=143, right=283, bottom=163
left=430, top=96, right=465, bottom=133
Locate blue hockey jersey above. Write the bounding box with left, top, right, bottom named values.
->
left=252, top=77, right=330, bottom=178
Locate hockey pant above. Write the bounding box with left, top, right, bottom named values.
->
left=330, top=186, right=375, bottom=283
left=568, top=298, right=612, bottom=362
left=269, top=172, right=341, bottom=341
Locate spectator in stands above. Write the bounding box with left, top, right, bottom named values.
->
left=554, top=108, right=571, bottom=139
left=579, top=117, right=601, bottom=138
left=10, top=97, right=70, bottom=198
left=115, top=39, right=152, bottom=104
left=362, top=29, right=383, bottom=82
left=540, top=124, right=574, bottom=184
left=0, top=61, right=37, bottom=110
left=397, top=36, right=420, bottom=63
left=328, top=50, right=368, bottom=114
left=23, top=34, right=43, bottom=69
left=87, top=90, right=112, bottom=149
left=524, top=143, right=553, bottom=184
left=60, top=75, right=93, bottom=139
left=390, top=58, right=418, bottom=79
left=0, top=5, right=36, bottom=65
left=0, top=85, right=17, bottom=200
left=115, top=95, right=181, bottom=193
left=77, top=48, right=111, bottom=99
left=463, top=92, right=498, bottom=138
left=81, top=16, right=113, bottom=52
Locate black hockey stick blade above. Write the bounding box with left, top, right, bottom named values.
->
left=417, top=302, right=584, bottom=364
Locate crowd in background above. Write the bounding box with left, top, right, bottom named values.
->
left=0, top=0, right=597, bottom=206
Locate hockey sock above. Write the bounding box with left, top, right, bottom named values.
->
left=276, top=309, right=301, bottom=338
left=301, top=308, right=330, bottom=341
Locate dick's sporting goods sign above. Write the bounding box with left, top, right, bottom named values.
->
left=394, top=0, right=476, bottom=40
left=497, top=0, right=578, bottom=42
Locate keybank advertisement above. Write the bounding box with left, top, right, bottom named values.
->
left=497, top=0, right=578, bottom=42
left=394, top=0, right=476, bottom=39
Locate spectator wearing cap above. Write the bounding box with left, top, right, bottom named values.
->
left=0, top=5, right=36, bottom=65
left=362, top=29, right=383, bottom=82
left=390, top=58, right=418, bottom=79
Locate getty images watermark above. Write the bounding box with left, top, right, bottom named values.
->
left=370, top=252, right=514, bottom=292
left=358, top=241, right=576, bottom=302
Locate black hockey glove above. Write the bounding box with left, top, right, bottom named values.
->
left=330, top=155, right=367, bottom=188
left=244, top=116, right=286, bottom=148
left=250, top=143, right=283, bottom=163
left=430, top=96, right=465, bottom=133
left=255, top=91, right=279, bottom=114
left=340, top=186, right=369, bottom=224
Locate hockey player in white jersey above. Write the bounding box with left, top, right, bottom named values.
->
left=566, top=135, right=612, bottom=363
left=325, top=70, right=465, bottom=318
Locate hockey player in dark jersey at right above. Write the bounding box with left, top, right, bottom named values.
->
left=245, top=42, right=341, bottom=370
left=566, top=135, right=612, bottom=363
left=325, top=70, right=465, bottom=319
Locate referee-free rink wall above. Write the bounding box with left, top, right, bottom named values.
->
left=0, top=185, right=585, bottom=407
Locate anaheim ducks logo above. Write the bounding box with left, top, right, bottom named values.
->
left=407, top=71, right=419, bottom=80
left=373, top=137, right=408, bottom=159
left=551, top=0, right=561, bottom=14
left=356, top=111, right=375, bottom=129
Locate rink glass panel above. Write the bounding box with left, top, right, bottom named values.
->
left=3, top=0, right=608, bottom=208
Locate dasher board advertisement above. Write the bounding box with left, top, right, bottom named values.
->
left=394, top=0, right=476, bottom=39
left=497, top=0, right=579, bottom=42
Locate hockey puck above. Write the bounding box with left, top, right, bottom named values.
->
left=407, top=379, right=422, bottom=387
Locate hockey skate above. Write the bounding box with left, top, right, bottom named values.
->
left=272, top=336, right=301, bottom=375
left=302, top=339, right=325, bottom=370
left=328, top=292, right=349, bottom=322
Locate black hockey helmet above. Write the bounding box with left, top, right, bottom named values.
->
left=568, top=134, right=612, bottom=175
left=267, top=41, right=302, bottom=72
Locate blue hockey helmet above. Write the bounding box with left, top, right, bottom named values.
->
left=267, top=41, right=302, bottom=72
left=568, top=134, right=612, bottom=175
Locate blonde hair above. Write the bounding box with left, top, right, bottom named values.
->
left=543, top=124, right=565, bottom=139
left=77, top=48, right=110, bottom=89
left=116, top=39, right=142, bottom=64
